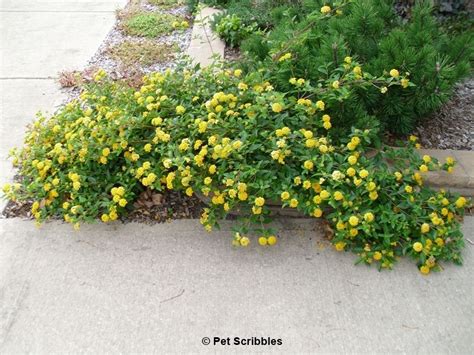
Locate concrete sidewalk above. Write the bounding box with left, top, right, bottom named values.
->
left=0, top=217, right=473, bottom=353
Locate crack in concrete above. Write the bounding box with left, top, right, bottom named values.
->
left=0, top=236, right=36, bottom=350
left=0, top=282, right=30, bottom=350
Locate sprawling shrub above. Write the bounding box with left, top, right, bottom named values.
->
left=2, top=61, right=470, bottom=274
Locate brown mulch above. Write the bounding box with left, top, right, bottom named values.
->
left=2, top=199, right=33, bottom=219
left=2, top=188, right=205, bottom=224
left=124, top=189, right=204, bottom=224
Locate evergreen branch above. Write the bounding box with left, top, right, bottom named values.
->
left=450, top=33, right=473, bottom=67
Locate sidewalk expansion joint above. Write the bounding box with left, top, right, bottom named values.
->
left=0, top=10, right=116, bottom=13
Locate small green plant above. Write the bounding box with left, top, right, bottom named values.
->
left=107, top=40, right=177, bottom=67
left=214, top=14, right=256, bottom=48
left=120, top=11, right=181, bottom=38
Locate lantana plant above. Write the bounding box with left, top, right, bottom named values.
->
left=2, top=59, right=470, bottom=274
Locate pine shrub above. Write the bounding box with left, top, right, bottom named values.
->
left=226, top=0, right=473, bottom=135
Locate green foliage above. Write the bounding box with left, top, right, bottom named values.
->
left=120, top=11, right=180, bottom=38
left=214, top=14, right=256, bottom=48
left=200, top=0, right=231, bottom=8
left=186, top=0, right=199, bottom=13
left=214, top=0, right=304, bottom=30
left=3, top=64, right=470, bottom=274
left=222, top=0, right=473, bottom=135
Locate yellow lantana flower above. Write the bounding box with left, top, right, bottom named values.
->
left=321, top=5, right=331, bottom=14
left=267, top=236, right=277, bottom=245
left=348, top=155, right=357, bottom=165
left=364, top=212, right=374, bottom=223
left=304, top=160, right=314, bottom=170
left=255, top=197, right=265, bottom=207
left=421, top=223, right=430, bottom=234
left=349, top=216, right=359, bottom=227
left=455, top=197, right=467, bottom=209
left=271, top=102, right=283, bottom=113
left=389, top=69, right=400, bottom=78
left=413, top=242, right=423, bottom=252
left=313, top=208, right=323, bottom=218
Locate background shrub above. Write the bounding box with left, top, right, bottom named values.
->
left=149, top=0, right=185, bottom=9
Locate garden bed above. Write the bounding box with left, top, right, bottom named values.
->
left=3, top=0, right=204, bottom=224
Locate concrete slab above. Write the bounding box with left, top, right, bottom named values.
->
left=0, top=217, right=472, bottom=353
left=0, top=11, right=116, bottom=78
left=0, top=0, right=127, bottom=12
